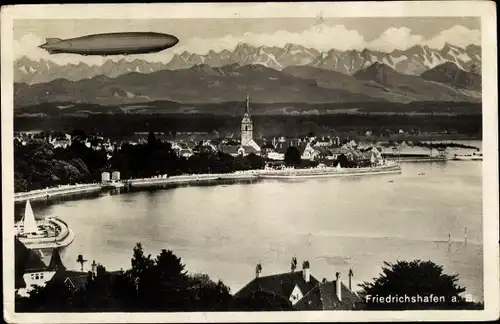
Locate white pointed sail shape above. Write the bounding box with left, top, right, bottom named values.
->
left=22, top=200, right=39, bottom=233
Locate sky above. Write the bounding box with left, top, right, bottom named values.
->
left=13, top=17, right=481, bottom=66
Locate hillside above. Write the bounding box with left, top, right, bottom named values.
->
left=420, top=62, right=481, bottom=91
left=353, top=63, right=481, bottom=102
left=14, top=63, right=378, bottom=107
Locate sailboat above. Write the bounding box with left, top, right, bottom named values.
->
left=15, top=200, right=40, bottom=235
left=15, top=199, right=75, bottom=250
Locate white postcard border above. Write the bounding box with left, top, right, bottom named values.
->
left=2, top=1, right=498, bottom=322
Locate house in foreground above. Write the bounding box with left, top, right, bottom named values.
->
left=15, top=239, right=111, bottom=298
left=15, top=239, right=64, bottom=297
left=233, top=260, right=363, bottom=310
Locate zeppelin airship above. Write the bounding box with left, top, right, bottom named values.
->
left=39, top=32, right=179, bottom=56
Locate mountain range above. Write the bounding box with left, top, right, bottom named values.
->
left=14, top=60, right=481, bottom=111
left=15, top=43, right=481, bottom=85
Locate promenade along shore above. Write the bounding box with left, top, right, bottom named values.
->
left=14, top=163, right=402, bottom=202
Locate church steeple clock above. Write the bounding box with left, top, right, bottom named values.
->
left=241, top=92, right=253, bottom=146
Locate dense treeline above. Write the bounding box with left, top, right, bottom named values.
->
left=14, top=139, right=107, bottom=192
left=111, top=133, right=264, bottom=179
left=15, top=113, right=482, bottom=138
left=14, top=133, right=265, bottom=192
left=16, top=243, right=235, bottom=312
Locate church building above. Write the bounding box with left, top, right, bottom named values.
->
left=238, top=93, right=261, bottom=155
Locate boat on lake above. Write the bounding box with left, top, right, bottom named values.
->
left=15, top=200, right=75, bottom=250
left=453, top=151, right=483, bottom=161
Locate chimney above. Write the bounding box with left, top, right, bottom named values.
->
left=335, top=272, right=342, bottom=301
left=255, top=263, right=262, bottom=278
left=91, top=260, right=97, bottom=276
left=302, top=261, right=310, bottom=283
left=348, top=268, right=354, bottom=291
left=291, top=257, right=297, bottom=272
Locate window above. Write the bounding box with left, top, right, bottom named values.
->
left=35, top=274, right=39, bottom=280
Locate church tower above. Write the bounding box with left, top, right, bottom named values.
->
left=241, top=92, right=253, bottom=146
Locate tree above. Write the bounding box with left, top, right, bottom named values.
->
left=17, top=279, right=74, bottom=312
left=18, top=242, right=235, bottom=312
left=244, top=153, right=264, bottom=170
left=335, top=153, right=353, bottom=168
left=187, top=273, right=232, bottom=311
left=359, top=260, right=483, bottom=310
left=284, top=146, right=301, bottom=167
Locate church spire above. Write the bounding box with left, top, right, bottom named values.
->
left=245, top=92, right=251, bottom=115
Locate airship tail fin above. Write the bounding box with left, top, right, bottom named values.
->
left=45, top=38, right=62, bottom=44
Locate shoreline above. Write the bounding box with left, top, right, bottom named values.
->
left=14, top=183, right=102, bottom=204
left=14, top=164, right=402, bottom=203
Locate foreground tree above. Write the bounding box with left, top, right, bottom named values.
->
left=187, top=273, right=232, bottom=311
left=359, top=260, right=484, bottom=310
left=284, top=146, right=301, bottom=167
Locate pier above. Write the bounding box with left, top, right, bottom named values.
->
left=14, top=183, right=102, bottom=204
left=126, top=171, right=260, bottom=189
left=14, top=164, right=402, bottom=202
left=381, top=152, right=448, bottom=163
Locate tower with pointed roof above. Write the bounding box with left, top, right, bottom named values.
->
left=241, top=92, right=253, bottom=146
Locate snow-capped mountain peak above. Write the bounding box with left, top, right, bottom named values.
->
left=14, top=43, right=481, bottom=85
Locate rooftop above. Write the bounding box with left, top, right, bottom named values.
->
left=234, top=270, right=320, bottom=301
left=294, top=280, right=362, bottom=310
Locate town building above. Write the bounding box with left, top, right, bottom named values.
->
left=239, top=93, right=261, bottom=155
left=234, top=259, right=362, bottom=310
left=15, top=239, right=65, bottom=297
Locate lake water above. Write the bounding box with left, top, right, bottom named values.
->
left=19, top=159, right=483, bottom=302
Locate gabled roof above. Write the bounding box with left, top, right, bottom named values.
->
left=234, top=270, right=320, bottom=301
left=64, top=274, right=89, bottom=291
left=241, top=145, right=259, bottom=154
left=221, top=145, right=240, bottom=154
left=313, top=146, right=331, bottom=155
left=52, top=270, right=89, bottom=291
left=23, top=248, right=47, bottom=273
left=48, top=249, right=66, bottom=272
left=15, top=239, right=30, bottom=289
left=294, top=280, right=362, bottom=310
left=15, top=238, right=51, bottom=288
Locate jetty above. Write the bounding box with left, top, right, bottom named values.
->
left=14, top=162, right=402, bottom=201
left=258, top=163, right=402, bottom=179
left=381, top=152, right=448, bottom=163
left=14, top=183, right=102, bottom=204
left=127, top=171, right=259, bottom=189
